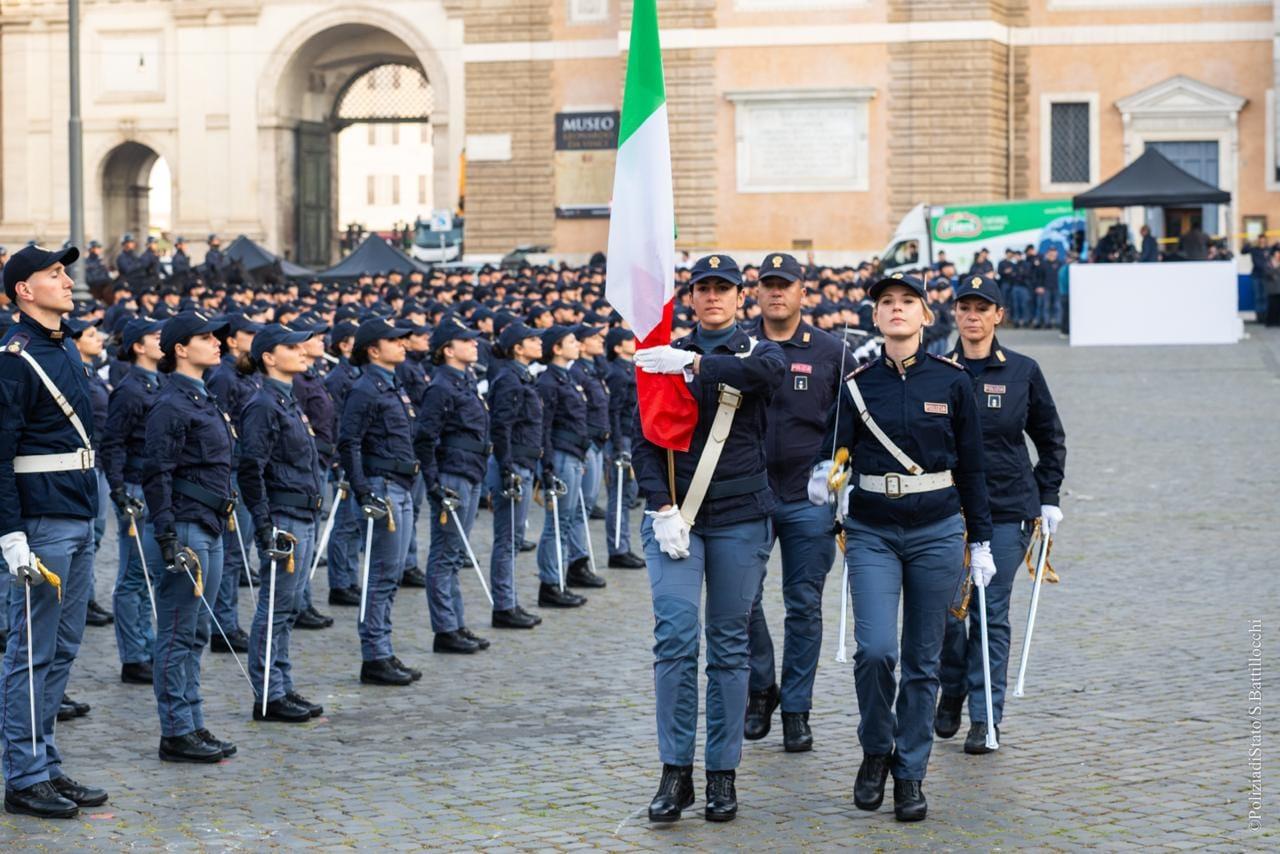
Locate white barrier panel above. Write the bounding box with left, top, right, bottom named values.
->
left=1069, top=261, right=1243, bottom=347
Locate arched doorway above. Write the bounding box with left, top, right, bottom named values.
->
left=262, top=19, right=454, bottom=268
left=101, top=141, right=170, bottom=257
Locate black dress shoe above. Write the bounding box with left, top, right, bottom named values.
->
left=294, top=608, right=329, bottom=630
left=84, top=600, right=113, bottom=626
left=63, top=695, right=90, bottom=717
left=607, top=551, right=646, bottom=569
left=329, top=586, right=361, bottom=606
left=361, top=658, right=413, bottom=686
left=519, top=540, right=537, bottom=552
left=647, top=763, right=694, bottom=822
left=212, top=628, right=249, bottom=653
left=934, top=693, right=964, bottom=739
left=4, top=781, right=79, bottom=818
left=589, top=504, right=606, bottom=520
left=253, top=696, right=312, bottom=723
left=704, top=770, right=737, bottom=822
left=566, top=557, right=607, bottom=589
left=57, top=702, right=76, bottom=722
left=401, top=567, right=427, bottom=588
left=492, top=608, right=539, bottom=629
left=538, top=583, right=586, bottom=607
left=964, top=721, right=999, bottom=755
left=459, top=627, right=490, bottom=649
left=515, top=605, right=543, bottom=625
left=312, top=607, right=334, bottom=627
left=121, top=662, right=153, bottom=684
left=854, top=753, right=891, bottom=811
left=743, top=684, right=779, bottom=741
left=159, top=732, right=224, bottom=763
left=389, top=656, right=423, bottom=682
left=286, top=691, right=324, bottom=718
left=49, top=774, right=108, bottom=807
left=782, top=711, right=813, bottom=753
left=893, top=778, right=927, bottom=822
left=433, top=630, right=480, bottom=654
left=195, top=728, right=237, bottom=757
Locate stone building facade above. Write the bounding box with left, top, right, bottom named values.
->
left=1, top=0, right=1278, bottom=264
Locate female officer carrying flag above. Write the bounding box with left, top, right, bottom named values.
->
left=808, top=272, right=994, bottom=822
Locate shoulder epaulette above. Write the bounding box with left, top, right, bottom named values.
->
left=2, top=333, right=30, bottom=355
left=929, top=353, right=965, bottom=370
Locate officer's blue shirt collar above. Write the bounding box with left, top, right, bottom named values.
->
left=750, top=317, right=815, bottom=348
left=437, top=363, right=470, bottom=382
left=881, top=346, right=926, bottom=374
left=547, top=362, right=572, bottom=377
left=18, top=311, right=72, bottom=343
left=132, top=364, right=159, bottom=381
left=950, top=337, right=1007, bottom=369
left=366, top=363, right=397, bottom=386
left=168, top=371, right=207, bottom=396
left=265, top=376, right=294, bottom=400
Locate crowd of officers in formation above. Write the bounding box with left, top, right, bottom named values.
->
left=0, top=237, right=1064, bottom=828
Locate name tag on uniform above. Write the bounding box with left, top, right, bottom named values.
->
left=983, top=383, right=1006, bottom=394
left=987, top=395, right=1002, bottom=409
left=924, top=402, right=948, bottom=415
left=790, top=363, right=812, bottom=374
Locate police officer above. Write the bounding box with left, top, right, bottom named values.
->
left=808, top=272, right=994, bottom=822
left=68, top=317, right=115, bottom=630
left=633, top=253, right=786, bottom=823
left=102, top=317, right=165, bottom=685
left=742, top=252, right=850, bottom=752
left=207, top=314, right=261, bottom=653
left=0, top=245, right=110, bottom=818
left=603, top=327, right=643, bottom=568
left=203, top=235, right=227, bottom=285
left=170, top=237, right=192, bottom=290
left=290, top=314, right=337, bottom=630
left=140, top=237, right=163, bottom=290
left=323, top=321, right=364, bottom=607
left=395, top=318, right=432, bottom=590
left=535, top=326, right=593, bottom=606
left=485, top=322, right=544, bottom=629
left=239, top=323, right=326, bottom=723
left=115, top=234, right=144, bottom=291
left=936, top=275, right=1066, bottom=752
left=143, top=311, right=238, bottom=763
left=338, top=318, right=419, bottom=686
left=83, top=241, right=113, bottom=301
left=572, top=323, right=610, bottom=530
left=414, top=322, right=491, bottom=654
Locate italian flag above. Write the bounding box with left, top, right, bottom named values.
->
left=606, top=0, right=698, bottom=451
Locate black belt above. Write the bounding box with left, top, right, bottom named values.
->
left=172, top=478, right=236, bottom=516
left=440, top=436, right=492, bottom=455
left=552, top=429, right=590, bottom=453
left=364, top=455, right=420, bottom=477
left=314, top=440, right=336, bottom=457
left=511, top=443, right=543, bottom=465
left=269, top=490, right=324, bottom=511
left=677, top=471, right=768, bottom=502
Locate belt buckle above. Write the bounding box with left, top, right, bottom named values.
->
left=884, top=473, right=903, bottom=499
left=717, top=385, right=743, bottom=410
left=79, top=449, right=94, bottom=469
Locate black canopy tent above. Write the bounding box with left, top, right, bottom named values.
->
left=317, top=235, right=430, bottom=282
left=225, top=235, right=315, bottom=282
left=1072, top=147, right=1230, bottom=208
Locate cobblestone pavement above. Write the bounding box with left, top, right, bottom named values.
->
left=2, top=328, right=1277, bottom=851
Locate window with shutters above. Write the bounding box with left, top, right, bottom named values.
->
left=1040, top=93, right=1098, bottom=191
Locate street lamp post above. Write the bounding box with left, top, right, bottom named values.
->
left=68, top=0, right=87, bottom=297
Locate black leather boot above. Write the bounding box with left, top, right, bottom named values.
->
left=194, top=728, right=237, bottom=758
left=159, top=732, right=224, bottom=763
left=893, top=778, right=927, bottom=822
left=329, top=586, right=361, bottom=606
left=4, top=781, right=79, bottom=818
left=492, top=608, right=538, bottom=629
left=120, top=661, right=153, bottom=684
left=401, top=567, right=427, bottom=588
left=854, top=753, right=891, bottom=811
left=515, top=605, right=543, bottom=625
left=286, top=691, right=324, bottom=718
left=389, top=656, right=422, bottom=682
left=360, top=658, right=414, bottom=686
left=647, top=763, right=694, bottom=822
left=703, top=770, right=737, bottom=822
left=782, top=711, right=813, bottom=753
left=253, top=696, right=312, bottom=723
left=934, top=693, right=964, bottom=739
left=433, top=630, right=480, bottom=654
left=607, top=551, right=645, bottom=569
left=49, top=774, right=109, bottom=806
left=743, top=684, right=779, bottom=741
left=459, top=627, right=490, bottom=650
left=964, top=721, right=999, bottom=755
left=84, top=600, right=113, bottom=626
left=566, top=557, right=607, bottom=589
left=538, top=582, right=586, bottom=607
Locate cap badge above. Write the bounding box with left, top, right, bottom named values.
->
left=772, top=256, right=783, bottom=268
left=709, top=256, right=720, bottom=269
left=971, top=277, right=981, bottom=288
left=891, top=272, right=904, bottom=279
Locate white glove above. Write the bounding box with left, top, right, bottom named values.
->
left=1040, top=504, right=1063, bottom=537
left=0, top=531, right=38, bottom=584
left=969, top=541, right=996, bottom=588
left=646, top=506, right=691, bottom=560
left=634, top=345, right=695, bottom=376
left=807, top=461, right=833, bottom=506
